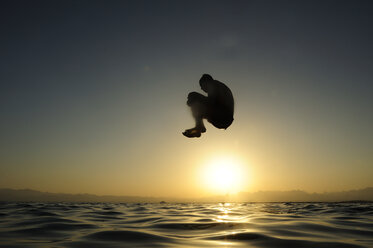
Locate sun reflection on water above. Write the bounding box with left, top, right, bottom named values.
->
left=213, top=203, right=246, bottom=223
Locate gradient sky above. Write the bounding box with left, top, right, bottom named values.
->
left=1, top=0, right=372, bottom=197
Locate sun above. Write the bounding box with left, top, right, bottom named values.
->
left=202, top=156, right=245, bottom=194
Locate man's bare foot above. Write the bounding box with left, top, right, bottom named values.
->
left=182, top=128, right=202, bottom=138
left=198, top=126, right=206, bottom=133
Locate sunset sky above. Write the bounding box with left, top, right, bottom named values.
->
left=1, top=0, right=372, bottom=198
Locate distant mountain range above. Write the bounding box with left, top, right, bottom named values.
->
left=0, top=188, right=372, bottom=203
left=223, top=187, right=373, bottom=202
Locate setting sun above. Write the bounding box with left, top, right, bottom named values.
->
left=202, top=157, right=246, bottom=194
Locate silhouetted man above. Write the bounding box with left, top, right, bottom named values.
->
left=183, top=74, right=234, bottom=138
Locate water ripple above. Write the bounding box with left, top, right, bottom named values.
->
left=0, top=202, right=372, bottom=247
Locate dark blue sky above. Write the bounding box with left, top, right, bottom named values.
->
left=1, top=0, right=372, bottom=195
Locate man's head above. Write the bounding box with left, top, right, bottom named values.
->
left=199, top=74, right=213, bottom=92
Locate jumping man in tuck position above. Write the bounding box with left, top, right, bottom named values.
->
left=183, top=74, right=234, bottom=138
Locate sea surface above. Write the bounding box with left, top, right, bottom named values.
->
left=0, top=202, right=372, bottom=248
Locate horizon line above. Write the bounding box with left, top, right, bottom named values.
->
left=1, top=186, right=372, bottom=198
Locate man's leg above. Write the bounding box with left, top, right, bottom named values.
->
left=191, top=101, right=207, bottom=132
left=183, top=92, right=208, bottom=138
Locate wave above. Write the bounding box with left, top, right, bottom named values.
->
left=0, top=202, right=372, bottom=247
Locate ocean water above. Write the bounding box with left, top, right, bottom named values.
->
left=0, top=202, right=372, bottom=248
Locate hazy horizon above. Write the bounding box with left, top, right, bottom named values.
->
left=9, top=186, right=373, bottom=196
left=1, top=1, right=373, bottom=198
left=5, top=185, right=373, bottom=195
left=1, top=187, right=373, bottom=203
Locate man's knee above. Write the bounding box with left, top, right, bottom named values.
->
left=187, top=92, right=206, bottom=106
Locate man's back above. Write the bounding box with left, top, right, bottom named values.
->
left=207, top=80, right=234, bottom=116
left=204, top=79, right=234, bottom=129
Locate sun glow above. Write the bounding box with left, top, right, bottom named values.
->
left=202, top=156, right=245, bottom=194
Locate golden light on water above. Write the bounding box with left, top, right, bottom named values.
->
left=202, top=156, right=247, bottom=194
